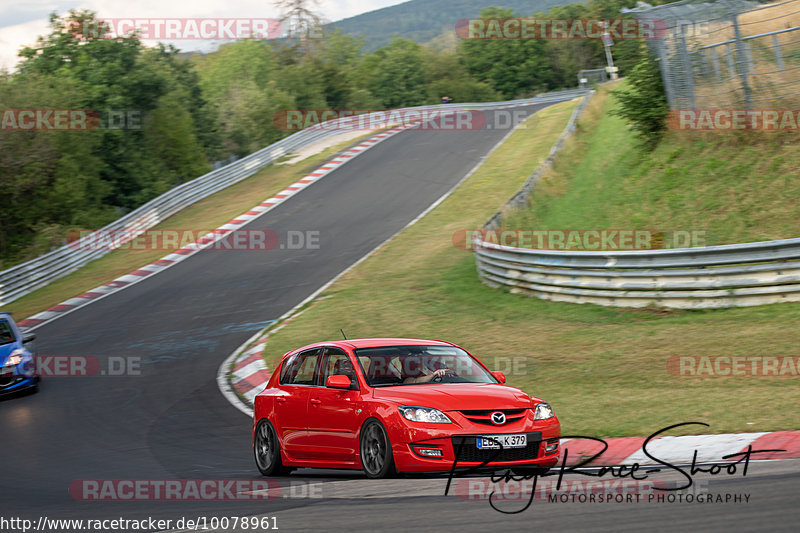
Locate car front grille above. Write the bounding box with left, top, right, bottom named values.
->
left=452, top=434, right=541, bottom=463
left=458, top=408, right=528, bottom=426
left=459, top=409, right=527, bottom=416
left=464, top=416, right=526, bottom=426
left=0, top=375, right=23, bottom=388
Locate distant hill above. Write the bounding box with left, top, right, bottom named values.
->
left=328, top=0, right=581, bottom=51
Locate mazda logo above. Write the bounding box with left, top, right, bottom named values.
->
left=490, top=412, right=506, bottom=425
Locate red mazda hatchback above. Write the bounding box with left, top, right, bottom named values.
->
left=253, top=338, right=560, bottom=478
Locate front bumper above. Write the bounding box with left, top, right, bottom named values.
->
left=389, top=418, right=561, bottom=473
left=0, top=374, right=37, bottom=396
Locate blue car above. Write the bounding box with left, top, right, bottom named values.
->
left=0, top=313, right=38, bottom=397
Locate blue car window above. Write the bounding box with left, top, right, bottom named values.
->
left=0, top=320, right=15, bottom=345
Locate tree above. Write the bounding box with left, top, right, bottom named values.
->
left=317, top=30, right=372, bottom=108
left=17, top=10, right=211, bottom=209
left=611, top=45, right=669, bottom=149
left=273, top=0, right=325, bottom=57
left=423, top=50, right=501, bottom=104
left=358, top=38, right=427, bottom=108
left=3, top=10, right=213, bottom=266
left=0, top=73, right=110, bottom=265
left=459, top=8, right=552, bottom=99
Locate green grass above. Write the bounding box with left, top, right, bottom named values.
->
left=6, top=133, right=375, bottom=321
left=256, top=90, right=800, bottom=438
left=503, top=83, right=800, bottom=247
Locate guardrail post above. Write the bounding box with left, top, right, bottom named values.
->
left=656, top=38, right=676, bottom=109
left=711, top=48, right=721, bottom=82
left=731, top=12, right=753, bottom=109
left=773, top=35, right=784, bottom=70
left=726, top=44, right=736, bottom=76
left=743, top=41, right=755, bottom=74
left=677, top=32, right=696, bottom=108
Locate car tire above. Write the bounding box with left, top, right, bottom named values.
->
left=254, top=419, right=291, bottom=476
left=359, top=419, right=396, bottom=479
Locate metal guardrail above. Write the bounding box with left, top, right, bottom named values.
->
left=474, top=238, right=800, bottom=309
left=0, top=89, right=588, bottom=306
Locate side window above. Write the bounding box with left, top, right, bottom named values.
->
left=0, top=319, right=15, bottom=345
left=321, top=348, right=356, bottom=385
left=279, top=354, right=299, bottom=384
left=280, top=349, right=321, bottom=385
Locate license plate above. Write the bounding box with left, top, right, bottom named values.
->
left=476, top=434, right=527, bottom=449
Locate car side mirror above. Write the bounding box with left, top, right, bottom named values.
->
left=326, top=374, right=352, bottom=389
left=492, top=371, right=506, bottom=384
left=22, top=332, right=36, bottom=344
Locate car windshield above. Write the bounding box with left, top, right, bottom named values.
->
left=353, top=345, right=497, bottom=386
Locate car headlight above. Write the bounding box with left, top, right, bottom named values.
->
left=533, top=402, right=555, bottom=420
left=399, top=406, right=452, bottom=423
left=6, top=351, right=23, bottom=366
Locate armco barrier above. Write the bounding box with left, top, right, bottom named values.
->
left=474, top=238, right=800, bottom=309
left=0, top=89, right=587, bottom=306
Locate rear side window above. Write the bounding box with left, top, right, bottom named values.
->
left=280, top=349, right=321, bottom=385
left=0, top=320, right=15, bottom=345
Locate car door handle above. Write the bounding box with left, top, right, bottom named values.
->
left=310, top=398, right=322, bottom=405
left=276, top=397, right=286, bottom=403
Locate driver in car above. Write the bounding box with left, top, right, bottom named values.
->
left=403, top=355, right=454, bottom=383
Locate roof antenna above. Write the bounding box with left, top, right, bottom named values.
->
left=340, top=329, right=347, bottom=340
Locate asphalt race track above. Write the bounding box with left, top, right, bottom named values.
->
left=2, top=101, right=798, bottom=532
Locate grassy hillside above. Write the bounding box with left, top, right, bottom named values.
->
left=502, top=84, right=800, bottom=246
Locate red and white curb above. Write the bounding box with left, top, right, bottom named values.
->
left=561, top=431, right=800, bottom=466
left=17, top=126, right=410, bottom=331
left=230, top=343, right=272, bottom=405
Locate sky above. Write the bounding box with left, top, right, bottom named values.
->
left=0, top=0, right=408, bottom=71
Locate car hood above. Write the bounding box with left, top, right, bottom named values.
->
left=371, top=383, right=533, bottom=411
left=0, top=342, right=20, bottom=365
